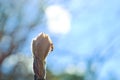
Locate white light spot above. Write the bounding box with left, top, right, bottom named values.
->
left=45, top=5, right=71, bottom=34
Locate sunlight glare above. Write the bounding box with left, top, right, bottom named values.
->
left=45, top=5, right=71, bottom=34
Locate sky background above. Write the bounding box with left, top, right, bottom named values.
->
left=24, top=0, right=120, bottom=79
left=1, top=0, right=120, bottom=80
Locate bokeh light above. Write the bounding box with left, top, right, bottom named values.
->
left=45, top=5, right=71, bottom=34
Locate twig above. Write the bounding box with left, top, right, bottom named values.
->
left=32, top=32, right=53, bottom=80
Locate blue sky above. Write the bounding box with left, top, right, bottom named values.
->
left=2, top=0, right=120, bottom=79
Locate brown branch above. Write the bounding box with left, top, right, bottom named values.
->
left=32, top=32, right=53, bottom=80
left=0, top=43, right=15, bottom=64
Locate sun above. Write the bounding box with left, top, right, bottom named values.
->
left=45, top=5, right=71, bottom=34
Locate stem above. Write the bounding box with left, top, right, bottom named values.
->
left=33, top=57, right=46, bottom=80
left=34, top=75, right=45, bottom=80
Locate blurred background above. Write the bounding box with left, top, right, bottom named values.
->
left=0, top=0, right=120, bottom=80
